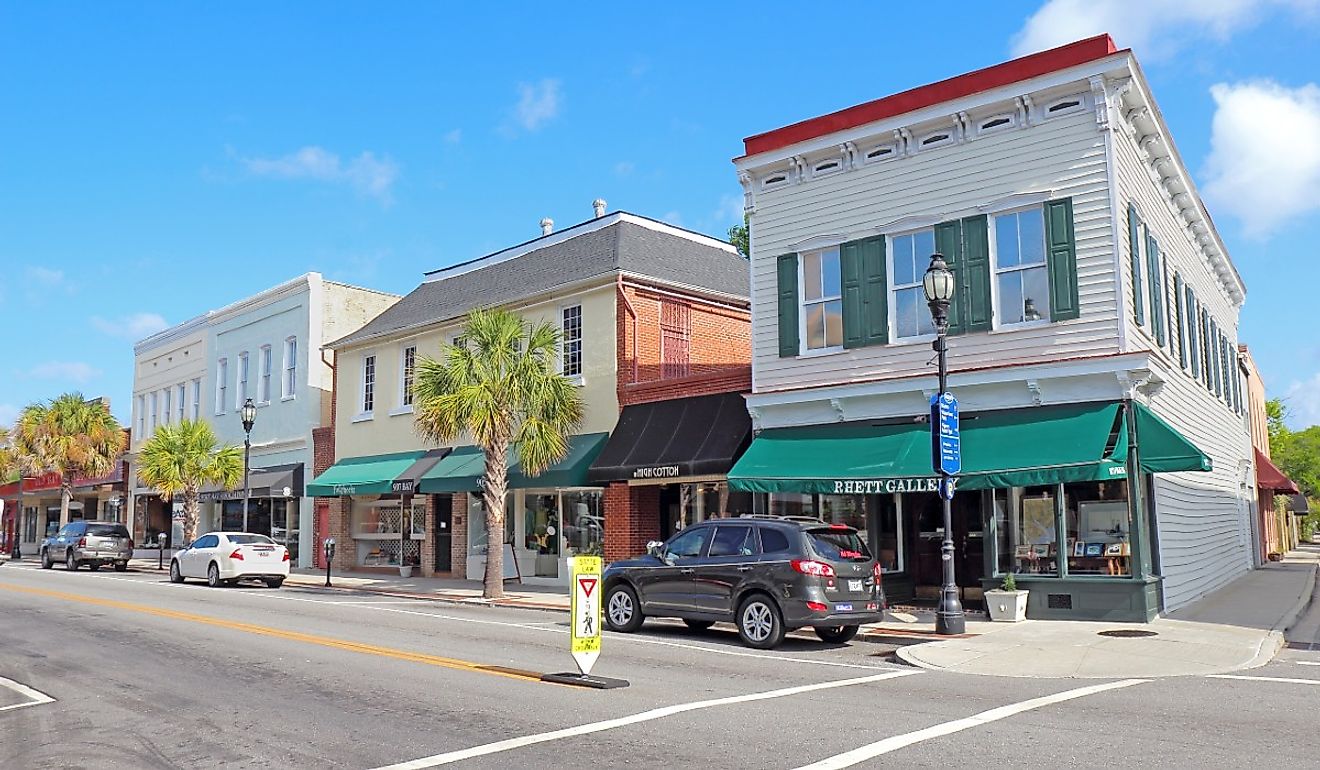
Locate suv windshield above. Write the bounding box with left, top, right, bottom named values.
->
left=87, top=524, right=130, bottom=538
left=806, top=528, right=872, bottom=562
left=228, top=534, right=274, bottom=545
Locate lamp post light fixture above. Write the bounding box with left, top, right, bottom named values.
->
left=240, top=398, right=257, bottom=533
left=923, top=253, right=966, bottom=636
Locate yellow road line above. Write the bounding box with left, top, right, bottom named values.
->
left=0, top=582, right=546, bottom=683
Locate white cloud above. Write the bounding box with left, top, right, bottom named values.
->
left=443, top=128, right=463, bottom=144
left=514, top=79, right=562, bottom=131
left=613, top=161, right=635, bottom=176
left=1202, top=80, right=1320, bottom=237
left=28, top=361, right=101, bottom=383
left=91, top=312, right=169, bottom=340
left=1285, top=372, right=1320, bottom=428
left=1010, top=0, right=1318, bottom=58
left=241, top=146, right=399, bottom=203
left=25, top=266, right=65, bottom=286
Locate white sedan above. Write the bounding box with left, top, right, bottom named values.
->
left=170, top=532, right=290, bottom=588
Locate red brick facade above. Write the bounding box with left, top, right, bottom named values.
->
left=450, top=492, right=468, bottom=577
left=604, top=483, right=662, bottom=562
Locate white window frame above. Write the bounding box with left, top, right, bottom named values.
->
left=394, top=342, right=417, bottom=415
left=356, top=351, right=377, bottom=421
left=149, top=391, right=158, bottom=436
left=176, top=383, right=186, bottom=423
left=798, top=246, right=845, bottom=354
left=976, top=113, right=1017, bottom=136
left=237, top=351, right=250, bottom=409
left=863, top=143, right=897, bottom=164
left=162, top=388, right=171, bottom=427
left=136, top=395, right=145, bottom=439
left=259, top=345, right=273, bottom=405
left=215, top=358, right=228, bottom=415
left=191, top=379, right=201, bottom=421
left=761, top=172, right=788, bottom=189
left=811, top=157, right=844, bottom=178
left=916, top=129, right=954, bottom=151
left=1042, top=93, right=1088, bottom=120
left=561, top=304, right=584, bottom=382
left=886, top=229, right=938, bottom=344
left=282, top=337, right=298, bottom=401
left=989, top=206, right=1051, bottom=331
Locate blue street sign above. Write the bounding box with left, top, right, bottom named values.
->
left=930, top=392, right=961, bottom=476
left=940, top=477, right=957, bottom=500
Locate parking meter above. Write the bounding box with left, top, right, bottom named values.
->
left=157, top=532, right=167, bottom=571
left=323, top=538, right=336, bottom=587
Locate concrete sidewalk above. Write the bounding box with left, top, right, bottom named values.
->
left=283, top=568, right=574, bottom=611
left=894, top=546, right=1320, bottom=678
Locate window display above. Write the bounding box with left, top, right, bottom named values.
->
left=467, top=492, right=516, bottom=559
left=563, top=490, right=603, bottom=558
left=1064, top=480, right=1131, bottom=576
left=1013, top=485, right=1058, bottom=575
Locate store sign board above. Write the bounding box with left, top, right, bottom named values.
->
left=930, top=392, right=961, bottom=476
left=569, top=556, right=603, bottom=676
left=632, top=465, right=681, bottom=479
left=832, top=478, right=939, bottom=494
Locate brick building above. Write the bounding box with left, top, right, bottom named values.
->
left=308, top=204, right=750, bottom=583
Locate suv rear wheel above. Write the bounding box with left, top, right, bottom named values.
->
left=737, top=594, right=786, bottom=649
left=814, top=625, right=860, bottom=644
left=605, top=584, right=644, bottom=632
left=66, top=550, right=78, bottom=571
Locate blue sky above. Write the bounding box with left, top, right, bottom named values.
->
left=2, top=2, right=1319, bottom=428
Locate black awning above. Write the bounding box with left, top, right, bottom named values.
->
left=1290, top=493, right=1311, bottom=515
left=199, top=463, right=305, bottom=502
left=392, top=448, right=450, bottom=494
left=587, top=391, right=751, bottom=483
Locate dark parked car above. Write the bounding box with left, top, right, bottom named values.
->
left=603, top=515, right=886, bottom=649
left=40, top=520, right=133, bottom=572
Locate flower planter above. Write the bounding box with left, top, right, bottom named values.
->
left=399, top=565, right=414, bottom=578
left=984, top=588, right=1029, bottom=622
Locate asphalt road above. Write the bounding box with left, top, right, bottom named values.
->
left=0, top=560, right=1317, bottom=769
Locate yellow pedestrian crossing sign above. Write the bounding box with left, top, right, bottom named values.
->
left=570, top=556, right=603, bottom=676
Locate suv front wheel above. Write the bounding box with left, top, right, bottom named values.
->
left=737, top=594, right=786, bottom=650
left=605, top=583, right=644, bottom=632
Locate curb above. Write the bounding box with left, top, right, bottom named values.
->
left=1239, top=559, right=1320, bottom=671
left=282, top=577, right=570, bottom=614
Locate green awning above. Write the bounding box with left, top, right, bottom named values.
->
left=728, top=401, right=1209, bottom=495
left=418, top=433, right=610, bottom=493
left=306, top=451, right=426, bottom=497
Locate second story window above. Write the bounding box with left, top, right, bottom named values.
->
left=993, top=208, right=1050, bottom=326
left=176, top=384, right=185, bottom=423
left=890, top=232, right=937, bottom=339
left=400, top=344, right=417, bottom=407
left=237, top=352, right=250, bottom=407
left=661, top=300, right=691, bottom=379
left=801, top=247, right=843, bottom=350
left=191, top=379, right=201, bottom=421
left=150, top=391, right=158, bottom=436
left=162, top=388, right=171, bottom=426
left=216, top=358, right=228, bottom=415
left=260, top=345, right=272, bottom=404
left=361, top=353, right=376, bottom=415
left=562, top=305, right=583, bottom=377
left=283, top=337, right=298, bottom=399
left=137, top=395, right=145, bottom=438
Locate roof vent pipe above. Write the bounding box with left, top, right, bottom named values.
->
left=540, top=217, right=554, bottom=236
left=592, top=199, right=607, bottom=218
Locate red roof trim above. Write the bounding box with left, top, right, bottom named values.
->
left=741, top=34, right=1121, bottom=158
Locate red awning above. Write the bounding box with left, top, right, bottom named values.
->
left=1256, top=448, right=1300, bottom=494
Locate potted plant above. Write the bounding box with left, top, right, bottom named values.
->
left=399, top=551, right=420, bottom=578
left=985, top=573, right=1029, bottom=622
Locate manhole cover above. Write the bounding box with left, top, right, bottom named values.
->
left=1097, top=629, right=1158, bottom=638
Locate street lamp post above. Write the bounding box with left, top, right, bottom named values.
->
left=241, top=398, right=256, bottom=533
left=923, top=253, right=966, bottom=636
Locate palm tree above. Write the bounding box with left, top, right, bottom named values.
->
left=136, top=419, right=243, bottom=545
left=11, top=393, right=126, bottom=529
left=413, top=307, right=584, bottom=599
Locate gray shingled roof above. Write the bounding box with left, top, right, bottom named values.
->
left=329, top=214, right=748, bottom=348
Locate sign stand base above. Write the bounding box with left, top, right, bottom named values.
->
left=540, top=672, right=630, bottom=689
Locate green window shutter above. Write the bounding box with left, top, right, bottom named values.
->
left=1201, top=308, right=1212, bottom=390
left=1145, top=227, right=1165, bottom=346
left=960, top=215, right=992, bottom=332
left=776, top=254, right=799, bottom=358
left=1221, top=335, right=1233, bottom=407
left=1128, top=203, right=1145, bottom=326
left=935, top=220, right=965, bottom=335
left=1043, top=197, right=1080, bottom=321
left=1163, top=256, right=1174, bottom=356
left=861, top=236, right=889, bottom=346
left=1173, top=273, right=1187, bottom=368
left=1185, top=286, right=1199, bottom=377
left=1209, top=318, right=1220, bottom=396
left=840, top=240, right=865, bottom=349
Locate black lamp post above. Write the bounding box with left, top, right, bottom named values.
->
left=923, top=253, right=966, bottom=636
left=240, top=398, right=257, bottom=533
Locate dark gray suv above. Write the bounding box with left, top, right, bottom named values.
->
left=602, top=516, right=886, bottom=649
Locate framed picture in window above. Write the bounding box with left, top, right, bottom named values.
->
left=1014, top=545, right=1033, bottom=559
left=1105, top=542, right=1127, bottom=556
left=1073, top=540, right=1086, bottom=557
left=1085, top=543, right=1104, bottom=557
left=1031, top=544, right=1050, bottom=558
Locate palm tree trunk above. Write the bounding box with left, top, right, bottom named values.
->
left=182, top=487, right=199, bottom=544
left=60, top=474, right=73, bottom=528
left=482, top=435, right=510, bottom=599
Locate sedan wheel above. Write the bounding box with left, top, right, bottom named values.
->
left=40, top=550, right=53, bottom=569
left=207, top=563, right=222, bottom=588
left=605, top=584, right=644, bottom=632
left=169, top=560, right=184, bottom=584
left=737, top=595, right=786, bottom=650
left=66, top=550, right=78, bottom=571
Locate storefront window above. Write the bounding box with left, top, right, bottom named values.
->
left=768, top=492, right=816, bottom=518
left=467, top=492, right=516, bottom=558
left=1064, top=480, right=1131, bottom=576
left=875, top=495, right=902, bottom=573
left=993, top=488, right=1012, bottom=576
left=666, top=482, right=737, bottom=533
left=524, top=493, right=561, bottom=577
left=351, top=499, right=425, bottom=537
left=1012, top=485, right=1059, bottom=576
left=562, top=490, right=603, bottom=558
